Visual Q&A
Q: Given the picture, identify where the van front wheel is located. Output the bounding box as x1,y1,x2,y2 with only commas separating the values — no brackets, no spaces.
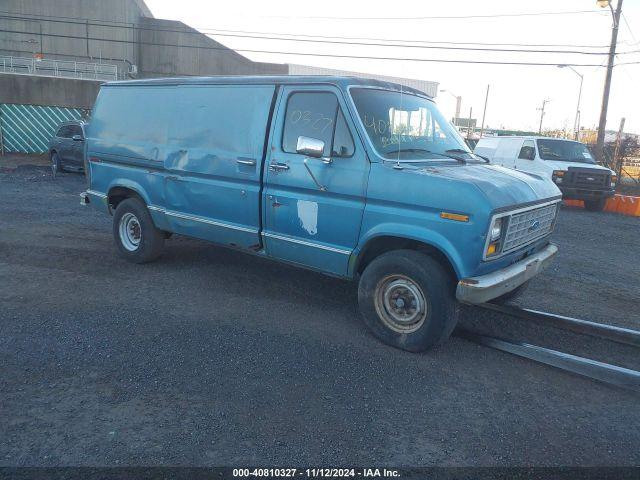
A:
358,250,459,352
113,198,164,263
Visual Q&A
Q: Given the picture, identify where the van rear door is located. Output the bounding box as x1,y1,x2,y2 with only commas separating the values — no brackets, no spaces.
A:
262,85,369,276
163,84,276,248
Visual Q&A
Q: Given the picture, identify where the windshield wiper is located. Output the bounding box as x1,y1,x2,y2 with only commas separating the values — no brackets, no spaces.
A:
385,147,466,164
445,148,489,163
444,148,471,154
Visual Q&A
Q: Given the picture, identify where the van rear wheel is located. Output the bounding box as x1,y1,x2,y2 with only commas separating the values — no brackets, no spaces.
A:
358,250,459,352
113,198,164,263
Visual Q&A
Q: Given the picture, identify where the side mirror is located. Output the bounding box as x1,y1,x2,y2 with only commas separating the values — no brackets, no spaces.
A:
296,136,325,158
72,134,84,142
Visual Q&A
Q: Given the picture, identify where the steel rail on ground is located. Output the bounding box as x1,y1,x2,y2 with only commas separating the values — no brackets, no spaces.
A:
457,304,640,392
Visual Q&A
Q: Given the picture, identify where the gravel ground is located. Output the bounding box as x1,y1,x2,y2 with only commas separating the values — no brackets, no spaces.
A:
515,204,639,330
1,163,639,467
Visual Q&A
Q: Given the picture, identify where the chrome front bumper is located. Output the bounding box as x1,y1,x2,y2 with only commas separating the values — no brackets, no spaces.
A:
456,243,558,304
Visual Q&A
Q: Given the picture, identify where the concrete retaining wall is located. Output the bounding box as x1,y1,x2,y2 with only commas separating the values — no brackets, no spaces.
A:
0,73,101,109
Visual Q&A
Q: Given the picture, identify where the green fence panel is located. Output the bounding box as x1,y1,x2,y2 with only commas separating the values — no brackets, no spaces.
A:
0,104,88,154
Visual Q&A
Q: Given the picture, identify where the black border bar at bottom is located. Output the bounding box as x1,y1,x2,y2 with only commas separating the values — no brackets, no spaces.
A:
2,468,640,480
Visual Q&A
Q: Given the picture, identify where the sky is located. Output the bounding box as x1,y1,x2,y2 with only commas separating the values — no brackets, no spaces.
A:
144,0,640,134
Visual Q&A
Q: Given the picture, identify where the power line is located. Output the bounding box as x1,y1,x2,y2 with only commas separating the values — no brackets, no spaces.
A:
3,14,637,57
194,27,613,50
4,8,602,24
621,12,639,46
218,10,608,21
0,28,611,67
167,30,617,56
0,11,616,51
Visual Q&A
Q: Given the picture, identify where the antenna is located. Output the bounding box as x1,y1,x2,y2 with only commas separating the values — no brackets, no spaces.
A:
395,83,404,170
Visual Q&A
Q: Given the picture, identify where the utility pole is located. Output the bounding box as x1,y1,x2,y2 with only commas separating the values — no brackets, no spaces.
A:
537,99,549,134
467,106,473,139
480,84,490,138
595,0,624,163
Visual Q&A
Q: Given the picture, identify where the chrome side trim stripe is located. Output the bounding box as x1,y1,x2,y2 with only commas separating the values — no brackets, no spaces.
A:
262,232,351,255
86,189,107,199
117,201,347,254
151,207,258,234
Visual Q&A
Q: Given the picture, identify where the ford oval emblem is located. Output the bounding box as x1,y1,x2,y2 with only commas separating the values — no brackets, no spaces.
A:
529,220,541,232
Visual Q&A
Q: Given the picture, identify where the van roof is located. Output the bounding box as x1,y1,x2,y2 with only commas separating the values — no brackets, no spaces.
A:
480,135,581,142
103,75,431,97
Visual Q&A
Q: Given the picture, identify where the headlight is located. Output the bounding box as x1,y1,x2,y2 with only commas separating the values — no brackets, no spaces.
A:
552,170,565,184
485,217,503,258
490,217,502,241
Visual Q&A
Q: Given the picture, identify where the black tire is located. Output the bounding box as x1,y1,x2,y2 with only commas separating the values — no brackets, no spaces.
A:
584,198,607,212
51,152,63,176
112,197,164,263
357,249,459,352
491,280,529,305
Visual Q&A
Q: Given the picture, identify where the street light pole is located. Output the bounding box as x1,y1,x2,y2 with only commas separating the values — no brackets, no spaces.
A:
557,65,583,140
595,0,624,163
439,89,462,122
575,73,583,141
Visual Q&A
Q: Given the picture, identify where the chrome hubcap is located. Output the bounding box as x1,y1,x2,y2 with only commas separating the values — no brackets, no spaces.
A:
374,274,428,333
119,213,142,251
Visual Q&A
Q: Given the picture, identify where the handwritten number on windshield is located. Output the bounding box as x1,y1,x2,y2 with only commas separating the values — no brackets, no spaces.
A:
290,110,334,133
364,115,389,135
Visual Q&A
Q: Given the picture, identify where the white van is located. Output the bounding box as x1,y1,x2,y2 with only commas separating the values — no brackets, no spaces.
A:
474,136,616,211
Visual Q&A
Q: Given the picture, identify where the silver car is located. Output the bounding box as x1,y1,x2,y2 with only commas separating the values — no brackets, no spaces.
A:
48,121,86,174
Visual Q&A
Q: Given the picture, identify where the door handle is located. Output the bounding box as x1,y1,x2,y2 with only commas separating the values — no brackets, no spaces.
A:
269,162,290,171
236,158,256,166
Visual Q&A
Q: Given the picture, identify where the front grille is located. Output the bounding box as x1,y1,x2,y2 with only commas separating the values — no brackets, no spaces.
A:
566,168,610,189
501,203,557,253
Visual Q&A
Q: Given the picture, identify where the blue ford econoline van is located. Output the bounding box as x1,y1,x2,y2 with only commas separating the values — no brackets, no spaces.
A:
81,76,561,352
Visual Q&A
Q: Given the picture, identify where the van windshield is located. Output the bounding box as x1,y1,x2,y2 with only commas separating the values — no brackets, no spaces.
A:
350,88,472,161
536,139,596,164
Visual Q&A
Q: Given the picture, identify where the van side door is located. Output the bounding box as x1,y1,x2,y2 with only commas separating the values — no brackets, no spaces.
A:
494,138,521,169
262,85,369,276
515,139,541,174
163,84,276,248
